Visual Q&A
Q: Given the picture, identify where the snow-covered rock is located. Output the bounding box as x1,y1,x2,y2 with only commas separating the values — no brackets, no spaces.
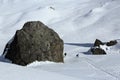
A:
90,39,118,55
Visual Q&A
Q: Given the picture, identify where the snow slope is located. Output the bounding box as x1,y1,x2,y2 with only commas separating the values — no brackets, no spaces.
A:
1,0,120,52
0,0,120,80
28,55,120,80
0,61,80,80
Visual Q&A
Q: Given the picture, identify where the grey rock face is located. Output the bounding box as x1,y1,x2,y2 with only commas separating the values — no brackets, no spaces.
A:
3,21,64,66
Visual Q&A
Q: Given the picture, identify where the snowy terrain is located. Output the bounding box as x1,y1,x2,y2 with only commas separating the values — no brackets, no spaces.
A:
0,0,120,80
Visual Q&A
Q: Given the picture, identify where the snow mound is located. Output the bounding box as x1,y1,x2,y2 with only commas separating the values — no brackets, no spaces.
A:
27,61,61,67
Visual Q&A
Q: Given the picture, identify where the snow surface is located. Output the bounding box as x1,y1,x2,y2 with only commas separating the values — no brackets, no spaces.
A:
0,61,80,80
0,0,120,80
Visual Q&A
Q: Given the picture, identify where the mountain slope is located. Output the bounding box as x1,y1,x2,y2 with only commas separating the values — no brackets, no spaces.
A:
0,0,120,80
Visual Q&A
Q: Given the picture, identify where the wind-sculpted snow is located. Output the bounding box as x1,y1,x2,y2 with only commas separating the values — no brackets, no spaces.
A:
0,0,120,51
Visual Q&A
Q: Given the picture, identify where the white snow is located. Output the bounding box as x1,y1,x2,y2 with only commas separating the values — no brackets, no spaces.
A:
0,0,120,80
0,62,80,80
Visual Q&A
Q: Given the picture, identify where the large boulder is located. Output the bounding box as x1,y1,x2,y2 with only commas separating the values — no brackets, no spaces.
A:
3,21,64,66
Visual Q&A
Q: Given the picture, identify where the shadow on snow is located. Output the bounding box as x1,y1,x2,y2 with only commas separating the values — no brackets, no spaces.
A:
0,56,11,63
65,43,93,47
65,43,93,55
